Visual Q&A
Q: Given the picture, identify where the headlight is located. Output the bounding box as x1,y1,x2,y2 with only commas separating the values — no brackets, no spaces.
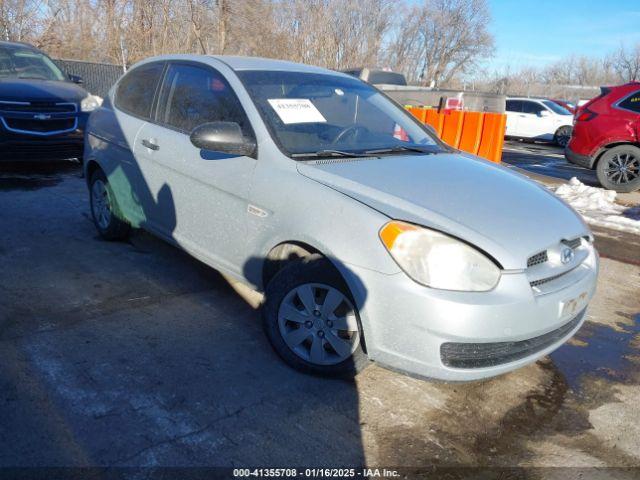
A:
81,94,102,112
379,221,501,291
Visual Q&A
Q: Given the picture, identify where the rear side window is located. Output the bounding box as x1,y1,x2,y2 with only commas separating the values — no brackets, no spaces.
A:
506,100,523,112
521,101,545,115
115,62,164,119
156,63,251,135
618,90,640,113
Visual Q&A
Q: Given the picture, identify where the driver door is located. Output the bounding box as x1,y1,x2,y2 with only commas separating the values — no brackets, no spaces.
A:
151,62,258,274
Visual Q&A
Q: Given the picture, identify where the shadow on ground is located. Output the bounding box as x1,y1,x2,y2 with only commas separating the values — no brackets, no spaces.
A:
0,158,365,468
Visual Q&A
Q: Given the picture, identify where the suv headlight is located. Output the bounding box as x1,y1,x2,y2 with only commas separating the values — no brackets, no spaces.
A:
380,221,501,291
81,94,102,112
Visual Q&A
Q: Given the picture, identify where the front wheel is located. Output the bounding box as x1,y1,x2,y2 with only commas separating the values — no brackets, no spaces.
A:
262,254,369,377
596,145,640,193
554,126,572,147
89,169,130,240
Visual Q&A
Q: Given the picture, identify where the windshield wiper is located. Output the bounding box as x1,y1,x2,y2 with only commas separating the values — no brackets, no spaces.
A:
291,149,376,159
364,145,438,155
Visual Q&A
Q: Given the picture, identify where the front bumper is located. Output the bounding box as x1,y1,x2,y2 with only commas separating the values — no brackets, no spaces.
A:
343,248,599,381
565,145,595,169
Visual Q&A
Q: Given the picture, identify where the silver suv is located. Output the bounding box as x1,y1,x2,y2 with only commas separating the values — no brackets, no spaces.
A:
84,55,599,381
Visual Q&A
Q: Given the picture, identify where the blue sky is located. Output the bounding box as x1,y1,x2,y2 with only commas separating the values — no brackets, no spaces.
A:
484,0,640,72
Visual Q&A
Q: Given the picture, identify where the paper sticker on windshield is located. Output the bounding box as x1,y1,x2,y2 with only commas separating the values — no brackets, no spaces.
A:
268,99,326,124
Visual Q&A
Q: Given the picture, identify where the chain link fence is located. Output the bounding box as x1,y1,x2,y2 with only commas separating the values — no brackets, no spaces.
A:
54,59,125,98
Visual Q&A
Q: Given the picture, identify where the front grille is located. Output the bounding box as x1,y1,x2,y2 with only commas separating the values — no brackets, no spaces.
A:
526,238,582,270
440,310,585,369
531,272,565,288
4,118,76,133
0,101,76,113
527,251,548,268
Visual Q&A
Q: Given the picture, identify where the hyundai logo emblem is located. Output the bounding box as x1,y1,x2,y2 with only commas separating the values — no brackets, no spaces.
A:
33,113,51,120
561,247,574,264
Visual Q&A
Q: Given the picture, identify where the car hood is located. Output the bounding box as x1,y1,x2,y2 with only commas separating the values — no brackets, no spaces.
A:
297,153,589,270
0,78,88,103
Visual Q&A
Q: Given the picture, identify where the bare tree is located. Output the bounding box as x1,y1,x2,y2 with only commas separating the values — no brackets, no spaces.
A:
610,43,640,82
385,0,494,87
0,0,46,42
3,0,492,86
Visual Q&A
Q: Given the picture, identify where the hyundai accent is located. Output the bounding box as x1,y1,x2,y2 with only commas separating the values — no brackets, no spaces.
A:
84,55,599,380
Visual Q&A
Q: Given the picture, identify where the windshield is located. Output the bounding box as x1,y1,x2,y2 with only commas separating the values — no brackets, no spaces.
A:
542,100,571,115
237,70,442,157
0,46,66,81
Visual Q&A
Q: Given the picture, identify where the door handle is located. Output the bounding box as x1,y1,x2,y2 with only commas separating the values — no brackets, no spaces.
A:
141,139,159,151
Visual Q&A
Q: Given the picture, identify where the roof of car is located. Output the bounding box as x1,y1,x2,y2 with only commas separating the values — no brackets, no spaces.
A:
214,55,335,73
135,54,349,77
0,40,36,50
506,97,547,102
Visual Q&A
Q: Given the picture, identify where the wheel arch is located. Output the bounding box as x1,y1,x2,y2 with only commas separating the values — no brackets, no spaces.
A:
84,158,102,187
260,240,366,309
262,241,322,290
555,124,573,134
593,141,640,168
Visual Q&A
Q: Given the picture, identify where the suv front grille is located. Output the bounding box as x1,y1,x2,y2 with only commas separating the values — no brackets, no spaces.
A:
0,101,78,136
0,101,76,113
3,118,76,133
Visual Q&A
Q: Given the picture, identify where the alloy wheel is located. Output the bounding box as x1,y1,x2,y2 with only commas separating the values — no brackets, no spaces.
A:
604,152,639,185
555,126,572,147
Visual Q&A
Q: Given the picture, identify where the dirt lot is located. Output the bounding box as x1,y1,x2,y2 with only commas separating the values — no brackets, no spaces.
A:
1,160,639,477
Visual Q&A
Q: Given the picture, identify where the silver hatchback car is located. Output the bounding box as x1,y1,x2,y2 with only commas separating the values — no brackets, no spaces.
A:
84,55,599,381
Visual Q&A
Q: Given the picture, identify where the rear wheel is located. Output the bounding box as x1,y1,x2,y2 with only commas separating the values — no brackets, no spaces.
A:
262,254,369,377
596,145,640,193
554,126,572,147
89,169,130,240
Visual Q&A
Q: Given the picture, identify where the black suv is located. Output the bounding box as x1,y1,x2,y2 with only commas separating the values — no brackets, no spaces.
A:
0,41,99,161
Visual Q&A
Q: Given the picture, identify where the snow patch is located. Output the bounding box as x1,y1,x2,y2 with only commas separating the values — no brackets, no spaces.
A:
551,177,640,235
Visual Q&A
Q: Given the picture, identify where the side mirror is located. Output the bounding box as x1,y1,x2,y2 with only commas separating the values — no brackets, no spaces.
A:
190,122,256,157
538,110,550,117
68,74,83,85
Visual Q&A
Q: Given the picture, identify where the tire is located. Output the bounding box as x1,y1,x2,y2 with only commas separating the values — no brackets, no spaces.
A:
554,126,572,147
596,145,640,193
89,169,130,240
262,254,369,377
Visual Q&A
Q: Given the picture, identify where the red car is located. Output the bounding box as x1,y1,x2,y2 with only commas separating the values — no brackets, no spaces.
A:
566,82,640,192
551,99,576,114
